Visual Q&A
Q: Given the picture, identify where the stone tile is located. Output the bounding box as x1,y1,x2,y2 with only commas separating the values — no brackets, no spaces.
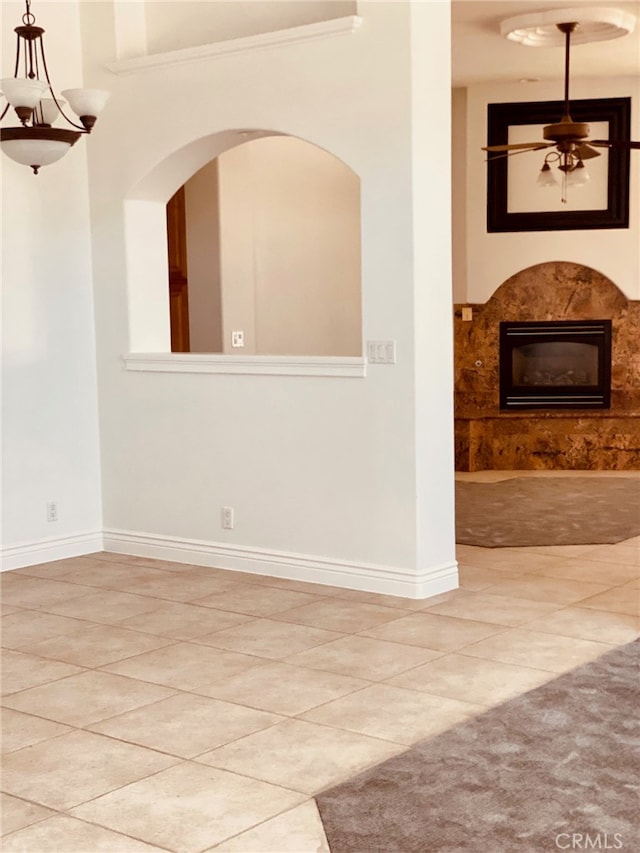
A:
456,565,523,591
1,708,72,754
481,575,610,605
192,584,325,617
332,588,435,610
40,589,164,624
89,693,283,758
1,649,82,696
193,618,343,659
524,606,640,645
584,543,640,567
0,793,56,836
1,816,167,851
423,590,562,626
198,718,403,795
454,549,562,573
301,683,481,745
3,670,177,726
115,569,243,602
103,642,263,690
578,586,640,616
0,610,96,650
532,558,640,586
273,598,406,633
50,562,175,589
387,652,554,706
0,577,94,609
246,575,347,596
71,762,306,852
15,624,174,668
1,729,176,810
195,661,368,716
360,612,506,651
285,635,444,681
1,605,22,616
118,601,253,640
210,800,330,852
462,628,614,673
12,555,112,579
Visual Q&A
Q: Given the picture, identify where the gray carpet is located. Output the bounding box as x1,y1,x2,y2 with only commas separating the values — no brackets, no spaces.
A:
455,476,640,547
315,639,640,853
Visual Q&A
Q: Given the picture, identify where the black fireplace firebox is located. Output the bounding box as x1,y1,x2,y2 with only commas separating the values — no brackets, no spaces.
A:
499,320,612,410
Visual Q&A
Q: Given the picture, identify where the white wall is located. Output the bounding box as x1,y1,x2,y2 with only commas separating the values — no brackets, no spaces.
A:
458,76,640,303
217,136,361,356
1,1,103,569
78,0,456,596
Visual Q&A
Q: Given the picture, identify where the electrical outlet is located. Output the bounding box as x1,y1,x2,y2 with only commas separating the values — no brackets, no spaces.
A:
221,506,234,529
231,330,244,348
46,501,58,522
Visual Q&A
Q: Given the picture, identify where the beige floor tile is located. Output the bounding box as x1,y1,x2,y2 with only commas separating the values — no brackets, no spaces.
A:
196,661,368,716
193,618,343,659
285,635,444,681
482,575,610,605
524,606,640,645
13,555,116,579
332,588,435,611
578,586,640,616
273,598,406,633
115,569,244,602
0,793,56,836
1,708,72,753
1,649,82,696
501,544,602,558
456,565,523,591
360,611,506,651
103,641,264,690
15,624,174,668
230,574,347,596
0,576,95,609
89,692,283,757
118,601,253,640
301,683,481,745
71,762,306,852
1,729,176,810
41,589,164,623
50,562,176,589
2,817,168,851
3,670,177,726
198,718,403,794
532,558,640,586
387,652,553,706
454,549,562,573
192,584,326,616
620,577,640,590
1,604,22,616
584,543,640,567
423,590,562,626
0,610,96,650
210,800,330,852
462,628,614,673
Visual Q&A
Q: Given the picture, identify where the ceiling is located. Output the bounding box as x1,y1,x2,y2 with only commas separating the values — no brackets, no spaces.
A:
452,0,640,86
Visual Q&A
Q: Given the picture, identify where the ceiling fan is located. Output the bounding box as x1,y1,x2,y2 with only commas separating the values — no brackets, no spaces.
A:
482,21,640,167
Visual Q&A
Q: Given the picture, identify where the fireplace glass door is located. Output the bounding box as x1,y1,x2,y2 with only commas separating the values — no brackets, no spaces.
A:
500,320,611,410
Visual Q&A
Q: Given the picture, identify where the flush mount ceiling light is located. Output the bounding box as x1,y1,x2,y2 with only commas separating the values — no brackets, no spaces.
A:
0,0,109,174
483,8,639,203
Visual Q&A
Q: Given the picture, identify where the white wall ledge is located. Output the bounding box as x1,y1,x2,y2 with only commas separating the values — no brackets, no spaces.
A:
107,16,363,75
124,353,367,377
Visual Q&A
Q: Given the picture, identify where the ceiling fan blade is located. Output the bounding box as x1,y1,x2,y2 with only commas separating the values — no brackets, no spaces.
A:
589,139,640,149
576,144,601,160
482,142,551,152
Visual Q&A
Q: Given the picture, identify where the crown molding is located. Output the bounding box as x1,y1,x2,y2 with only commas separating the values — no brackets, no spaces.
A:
107,15,363,76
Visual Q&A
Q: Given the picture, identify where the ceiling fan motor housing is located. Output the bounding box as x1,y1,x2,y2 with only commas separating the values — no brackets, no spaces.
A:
543,120,590,142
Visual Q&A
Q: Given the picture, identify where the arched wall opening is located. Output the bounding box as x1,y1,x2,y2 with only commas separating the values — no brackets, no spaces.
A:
124,129,362,357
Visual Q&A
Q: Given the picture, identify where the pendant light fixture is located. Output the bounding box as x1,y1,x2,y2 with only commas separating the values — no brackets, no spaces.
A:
0,0,109,174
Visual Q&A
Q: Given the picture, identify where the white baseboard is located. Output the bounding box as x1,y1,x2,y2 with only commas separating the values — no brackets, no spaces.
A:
103,528,458,600
1,530,104,572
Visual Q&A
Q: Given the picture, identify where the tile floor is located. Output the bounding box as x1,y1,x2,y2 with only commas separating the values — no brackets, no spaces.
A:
1,472,639,852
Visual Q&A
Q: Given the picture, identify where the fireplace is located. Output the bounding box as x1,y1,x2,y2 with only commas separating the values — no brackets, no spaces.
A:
499,320,612,410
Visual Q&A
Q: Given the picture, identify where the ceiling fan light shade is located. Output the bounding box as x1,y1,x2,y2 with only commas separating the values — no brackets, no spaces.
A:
566,161,590,186
537,163,558,187
61,88,110,120
0,77,49,109
501,7,636,47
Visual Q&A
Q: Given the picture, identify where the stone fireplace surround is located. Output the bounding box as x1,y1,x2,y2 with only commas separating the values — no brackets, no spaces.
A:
454,261,640,470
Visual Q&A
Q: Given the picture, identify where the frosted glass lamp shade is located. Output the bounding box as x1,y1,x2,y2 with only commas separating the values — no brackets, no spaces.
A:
537,163,558,187
61,88,110,118
0,77,48,109
0,127,81,173
38,98,66,126
566,162,590,187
